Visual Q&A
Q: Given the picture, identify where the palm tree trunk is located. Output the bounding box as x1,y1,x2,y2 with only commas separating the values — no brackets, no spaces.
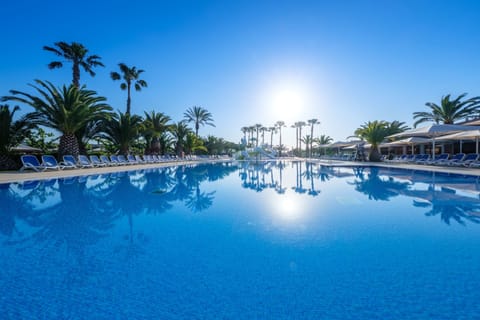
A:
299,127,302,157
59,133,80,158
279,128,282,157
126,83,131,115
72,62,80,88
310,125,314,157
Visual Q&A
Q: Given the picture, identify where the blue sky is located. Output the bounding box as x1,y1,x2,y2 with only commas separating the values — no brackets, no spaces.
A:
2,0,480,147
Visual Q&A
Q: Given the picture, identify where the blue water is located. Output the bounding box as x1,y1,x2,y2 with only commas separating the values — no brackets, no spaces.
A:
1,161,480,319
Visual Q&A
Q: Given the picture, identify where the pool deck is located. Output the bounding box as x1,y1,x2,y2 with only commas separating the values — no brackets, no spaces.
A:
2,158,480,184
0,159,229,184
313,159,480,174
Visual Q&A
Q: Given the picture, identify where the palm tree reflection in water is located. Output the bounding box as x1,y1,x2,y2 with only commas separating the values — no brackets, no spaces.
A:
238,162,480,226
0,162,238,260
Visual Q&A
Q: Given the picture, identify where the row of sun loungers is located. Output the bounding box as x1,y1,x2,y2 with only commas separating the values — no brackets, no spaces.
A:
387,153,480,167
19,154,182,172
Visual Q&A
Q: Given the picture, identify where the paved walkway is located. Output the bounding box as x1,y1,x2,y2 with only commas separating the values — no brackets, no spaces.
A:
313,159,480,176
2,158,480,184
0,159,223,184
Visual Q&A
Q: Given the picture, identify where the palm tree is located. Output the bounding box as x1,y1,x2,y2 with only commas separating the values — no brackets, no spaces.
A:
254,124,262,147
158,131,174,155
183,106,215,137
354,120,389,162
75,119,106,155
260,126,267,146
0,105,36,169
291,123,299,152
275,121,285,157
314,134,333,156
184,132,208,155
248,125,256,147
296,121,307,156
302,135,313,158
3,80,111,157
385,120,410,138
316,134,333,145
43,41,104,87
171,121,192,157
413,93,480,127
268,126,276,148
307,119,319,157
110,63,147,115
99,111,143,155
241,127,248,147
142,110,172,154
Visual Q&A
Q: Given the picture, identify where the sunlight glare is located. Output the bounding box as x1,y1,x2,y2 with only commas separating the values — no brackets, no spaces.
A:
261,78,313,122
273,195,304,221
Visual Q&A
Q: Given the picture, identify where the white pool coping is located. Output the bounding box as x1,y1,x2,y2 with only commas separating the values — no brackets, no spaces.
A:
2,158,480,184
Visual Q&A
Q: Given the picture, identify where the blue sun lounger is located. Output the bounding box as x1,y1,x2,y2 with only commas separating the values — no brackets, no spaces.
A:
42,155,76,170
20,155,47,172
77,155,95,168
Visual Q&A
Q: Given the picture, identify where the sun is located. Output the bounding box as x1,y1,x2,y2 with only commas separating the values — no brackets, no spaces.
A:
264,81,311,121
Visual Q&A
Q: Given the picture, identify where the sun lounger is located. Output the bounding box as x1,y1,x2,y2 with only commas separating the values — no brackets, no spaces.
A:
142,155,152,163
415,154,430,164
117,155,130,165
134,155,146,164
425,153,449,165
42,155,76,170
77,155,95,168
20,155,47,172
444,153,466,166
468,160,480,168
110,155,123,165
63,155,79,168
452,153,479,167
89,155,107,167
99,155,114,166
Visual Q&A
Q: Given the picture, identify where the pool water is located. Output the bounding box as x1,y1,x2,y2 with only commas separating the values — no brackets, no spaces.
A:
1,161,480,319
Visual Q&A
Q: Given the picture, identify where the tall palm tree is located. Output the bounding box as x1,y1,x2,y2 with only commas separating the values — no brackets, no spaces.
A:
142,110,172,154
0,105,36,169
43,41,104,87
275,121,285,157
110,63,147,115
260,126,267,146
3,80,111,157
99,111,143,155
292,123,299,152
241,127,248,146
254,123,262,147
307,119,319,157
248,125,255,147
268,126,277,148
413,93,480,127
297,121,307,156
354,120,389,162
183,106,215,137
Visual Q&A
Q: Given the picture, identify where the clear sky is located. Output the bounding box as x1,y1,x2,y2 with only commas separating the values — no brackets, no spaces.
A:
2,0,480,147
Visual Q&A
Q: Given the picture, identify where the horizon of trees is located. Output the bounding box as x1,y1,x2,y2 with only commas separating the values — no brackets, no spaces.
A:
0,41,239,169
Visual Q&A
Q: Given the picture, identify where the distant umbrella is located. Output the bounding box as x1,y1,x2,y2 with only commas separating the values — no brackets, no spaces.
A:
11,144,42,153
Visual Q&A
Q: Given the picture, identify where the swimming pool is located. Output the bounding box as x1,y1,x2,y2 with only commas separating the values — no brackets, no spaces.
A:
1,161,480,319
